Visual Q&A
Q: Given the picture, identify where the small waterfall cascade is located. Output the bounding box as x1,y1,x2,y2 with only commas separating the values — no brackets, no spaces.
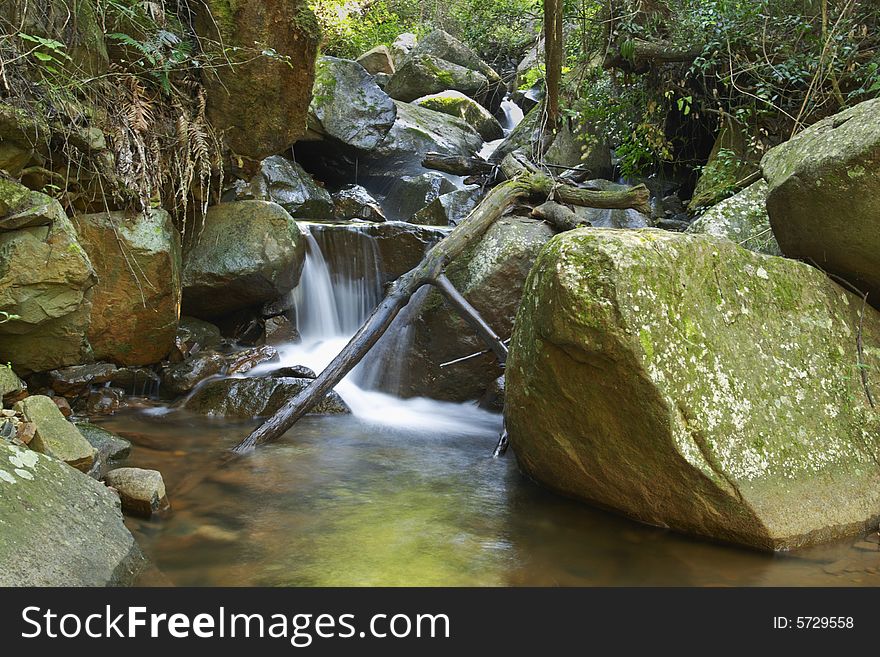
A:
478,97,525,160
252,223,499,434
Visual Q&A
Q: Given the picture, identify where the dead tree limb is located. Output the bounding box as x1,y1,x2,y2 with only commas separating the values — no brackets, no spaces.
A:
232,155,652,453
531,201,590,232
421,152,496,176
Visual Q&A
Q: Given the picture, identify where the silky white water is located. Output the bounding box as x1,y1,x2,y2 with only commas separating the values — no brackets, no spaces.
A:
478,98,525,160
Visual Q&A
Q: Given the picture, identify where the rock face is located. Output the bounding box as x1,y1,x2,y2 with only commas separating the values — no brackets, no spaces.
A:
762,98,880,306
0,442,145,586
231,156,334,219
356,45,396,75
104,467,169,518
412,91,503,141
687,181,780,255
383,172,457,221
14,396,96,472
182,201,306,318
0,186,96,374
507,228,880,551
397,216,554,401
194,0,320,159
73,209,181,365
182,376,348,417
310,56,397,151
385,54,489,103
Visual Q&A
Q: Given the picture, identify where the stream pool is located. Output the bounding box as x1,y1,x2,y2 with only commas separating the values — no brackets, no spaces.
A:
102,406,880,587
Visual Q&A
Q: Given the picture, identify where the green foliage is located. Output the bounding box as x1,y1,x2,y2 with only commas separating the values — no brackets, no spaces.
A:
311,0,423,59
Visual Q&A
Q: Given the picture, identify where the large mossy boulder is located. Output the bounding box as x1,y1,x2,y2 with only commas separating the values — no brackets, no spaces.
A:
194,0,320,159
0,442,145,586
412,91,503,141
231,155,334,219
396,215,554,401
182,376,348,417
385,54,489,103
507,228,880,551
687,180,780,255
182,201,306,318
73,209,182,365
309,56,397,151
0,183,96,374
762,98,880,307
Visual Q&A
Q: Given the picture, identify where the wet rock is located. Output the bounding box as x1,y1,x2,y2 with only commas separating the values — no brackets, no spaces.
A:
171,316,222,361
108,367,161,396
104,467,169,518
47,362,117,397
762,98,880,306
264,316,300,346
160,352,226,396
413,91,503,141
182,376,349,417
230,156,334,219
14,395,96,472
194,0,319,159
81,387,125,416
687,181,780,256
357,45,396,75
510,83,543,114
73,208,182,365
225,345,279,375
271,365,317,378
412,185,483,226
397,215,553,401
390,32,417,66
507,228,880,550
333,185,386,222
0,181,96,374
385,54,489,103
310,56,397,151
182,201,306,318
76,422,131,479
384,172,457,221
478,376,505,412
0,442,146,585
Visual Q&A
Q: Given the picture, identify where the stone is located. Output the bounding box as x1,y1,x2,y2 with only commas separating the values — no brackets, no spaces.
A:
160,352,227,396
81,387,125,416
543,120,613,180
396,215,554,401
0,365,25,405
264,315,300,346
0,186,96,374
194,0,320,159
52,397,72,418
690,117,759,212
0,442,145,585
507,228,880,551
687,181,781,256
356,45,396,75
74,208,182,366
488,103,542,163
310,56,397,151
48,362,117,397
383,172,457,222
412,186,483,226
762,98,880,306
76,422,131,479
574,207,650,229
182,376,349,417
108,367,161,396
104,467,169,518
412,91,503,141
271,365,316,378
0,105,50,176
182,201,306,318
333,185,386,222
372,100,483,163
231,156,334,219
390,32,417,66
0,178,61,231
14,395,96,471
385,54,489,103
172,316,222,361
225,345,279,374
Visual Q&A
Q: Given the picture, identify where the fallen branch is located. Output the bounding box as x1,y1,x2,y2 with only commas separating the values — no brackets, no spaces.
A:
422,152,496,176
531,201,591,232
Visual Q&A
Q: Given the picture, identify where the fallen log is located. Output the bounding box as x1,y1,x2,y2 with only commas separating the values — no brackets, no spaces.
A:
232,155,651,453
531,201,590,232
421,152,496,176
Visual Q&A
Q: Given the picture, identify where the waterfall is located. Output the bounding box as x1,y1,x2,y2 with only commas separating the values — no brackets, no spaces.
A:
478,97,525,160
251,224,498,434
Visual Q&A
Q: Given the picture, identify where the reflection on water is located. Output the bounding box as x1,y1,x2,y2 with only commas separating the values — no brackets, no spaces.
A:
101,407,880,587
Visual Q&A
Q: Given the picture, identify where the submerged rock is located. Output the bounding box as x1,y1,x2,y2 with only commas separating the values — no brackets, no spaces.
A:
73,208,182,365
310,56,397,151
182,201,306,318
231,156,334,219
14,395,96,472
104,467,169,518
182,376,348,417
762,98,880,306
356,45,396,75
0,442,145,585
507,228,880,551
412,90,503,141
687,180,780,255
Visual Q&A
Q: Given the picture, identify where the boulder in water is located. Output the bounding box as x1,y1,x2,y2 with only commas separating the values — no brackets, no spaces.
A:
104,467,169,518
160,352,227,396
385,54,489,103
356,45,396,75
14,395,96,472
182,201,306,318
48,362,117,397
230,156,334,219
171,316,222,361
412,90,503,141
182,376,349,417
507,228,880,550
762,98,880,306
73,208,182,366
76,422,131,479
687,180,780,255
310,56,397,151
333,185,386,222
0,442,145,585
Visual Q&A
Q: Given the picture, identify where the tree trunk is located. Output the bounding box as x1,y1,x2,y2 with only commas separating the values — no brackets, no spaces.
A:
544,0,564,126
232,157,652,453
